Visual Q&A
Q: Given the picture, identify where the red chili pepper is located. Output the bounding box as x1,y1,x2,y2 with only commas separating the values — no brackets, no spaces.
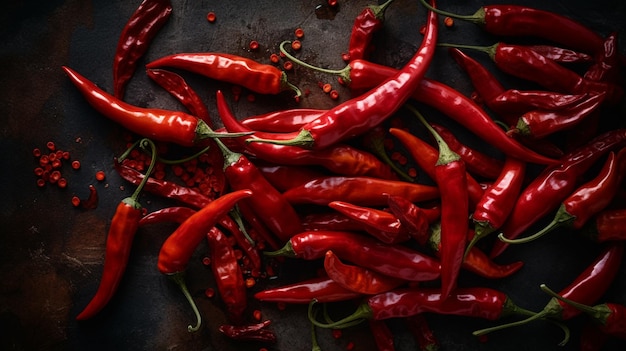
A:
526,45,594,64
76,139,158,321
347,0,394,61
62,66,227,147
157,189,252,331
581,208,626,242
308,287,535,330
254,276,361,304
146,52,301,97
265,231,441,282
113,0,172,99
206,227,247,322
255,163,327,193
218,320,277,343
467,156,526,255
368,320,396,351
138,206,197,226
216,90,399,180
247,1,438,150
328,201,410,244
217,210,263,277
235,201,282,251
324,250,405,295
281,176,439,207
146,68,212,126
430,122,503,180
79,184,99,210
418,0,606,56
500,150,626,245
300,212,365,233
584,32,622,84
361,126,417,182
240,108,325,133
405,315,440,351
492,129,626,258
513,92,606,139
580,322,611,351
386,195,437,246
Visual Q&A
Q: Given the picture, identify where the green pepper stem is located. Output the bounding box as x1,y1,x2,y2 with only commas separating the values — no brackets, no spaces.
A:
279,41,353,85
246,129,315,148
406,104,461,165
540,284,610,321
437,43,498,62
371,0,394,19
307,299,372,329
280,71,302,97
116,138,158,205
418,0,485,25
263,241,297,258
231,206,255,245
498,205,575,244
464,221,494,260
169,272,202,332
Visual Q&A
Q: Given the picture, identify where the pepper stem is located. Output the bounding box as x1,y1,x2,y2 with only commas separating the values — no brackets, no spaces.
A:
246,129,315,148
279,41,353,85
406,104,461,165
418,0,486,25
498,205,575,244
117,138,158,206
280,71,302,98
540,284,612,323
169,272,202,332
437,43,499,62
464,221,494,260
307,299,372,329
263,241,297,258
231,206,255,245
195,119,254,141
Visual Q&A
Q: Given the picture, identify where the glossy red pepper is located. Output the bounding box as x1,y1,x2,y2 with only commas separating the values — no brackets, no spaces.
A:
526,45,594,64
328,201,410,244
218,320,277,343
240,108,325,133
206,227,247,322
347,0,394,61
255,163,327,193
581,208,626,242
584,32,622,84
501,150,626,245
146,68,212,126
247,1,438,150
281,176,439,207
265,231,441,282
324,250,405,295
386,195,437,246
157,189,252,331
146,52,300,97
113,0,172,99
300,212,365,232
138,206,197,226
369,320,396,351
254,276,361,304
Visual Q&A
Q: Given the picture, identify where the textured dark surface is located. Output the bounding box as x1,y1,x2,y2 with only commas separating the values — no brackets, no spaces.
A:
1,0,625,350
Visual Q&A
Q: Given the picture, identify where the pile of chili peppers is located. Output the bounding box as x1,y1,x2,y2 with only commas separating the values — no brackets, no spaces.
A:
64,0,626,350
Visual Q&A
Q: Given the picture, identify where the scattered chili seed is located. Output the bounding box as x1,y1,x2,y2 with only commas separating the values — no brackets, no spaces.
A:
444,16,454,28
205,287,215,298
245,277,256,288
71,196,81,207
34,167,44,176
322,83,332,93
51,159,62,169
253,309,262,321
341,52,350,62
39,155,49,166
33,148,41,157
283,61,293,70
408,167,418,178
419,24,427,35
206,11,216,23
49,170,61,183
57,178,68,188
294,27,304,38
332,329,343,339
269,53,280,64
291,40,302,51
346,341,355,350
95,171,106,181
202,256,211,266
249,40,259,51
71,160,81,170
329,89,339,100
36,178,46,188
46,141,55,151
247,93,256,102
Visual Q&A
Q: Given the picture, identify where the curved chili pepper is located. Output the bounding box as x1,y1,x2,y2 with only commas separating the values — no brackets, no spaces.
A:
514,92,606,139
328,201,409,244
240,108,325,133
388,127,483,208
467,156,526,255
62,66,232,147
491,129,626,258
501,150,626,245
113,0,172,99
584,32,622,84
255,163,327,193
541,284,626,341
278,50,559,165
308,287,535,330
413,107,468,298
324,250,405,295
254,276,361,304
369,320,396,351
265,231,441,282
76,139,158,321
146,68,212,126
79,184,99,210
218,320,277,343
157,189,252,331
206,226,247,322
417,0,606,56
138,206,197,226
430,122,503,180
475,244,624,339
246,1,438,150
581,208,626,242
347,0,394,61
217,91,399,181
405,315,440,351
281,176,439,207
146,52,300,97
386,195,436,246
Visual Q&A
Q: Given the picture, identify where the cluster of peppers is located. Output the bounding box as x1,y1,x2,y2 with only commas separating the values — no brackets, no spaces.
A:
64,0,626,350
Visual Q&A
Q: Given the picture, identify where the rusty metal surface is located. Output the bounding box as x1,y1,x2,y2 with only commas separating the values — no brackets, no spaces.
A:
1,0,625,350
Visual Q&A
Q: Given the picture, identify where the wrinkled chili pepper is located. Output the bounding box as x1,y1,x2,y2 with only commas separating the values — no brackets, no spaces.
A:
216,90,399,180
265,231,441,282
581,208,626,242
206,226,247,322
281,176,439,207
417,0,607,56
386,195,437,246
157,189,253,332
369,319,396,351
492,129,626,258
254,276,361,304
323,250,405,295
475,244,624,341
218,320,277,343
146,52,301,97
79,184,99,210
526,44,594,64
308,287,535,330
405,315,440,351
76,139,158,321
541,284,626,341
255,163,327,193
584,32,622,84
328,201,410,244
113,0,172,99
300,212,365,232
62,66,243,147
501,150,626,245
246,1,438,150
146,68,212,126
413,107,468,298
347,0,394,61
139,206,197,226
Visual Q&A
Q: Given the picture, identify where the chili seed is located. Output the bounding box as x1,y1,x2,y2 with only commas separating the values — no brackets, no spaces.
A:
57,178,68,188
291,40,302,51
33,148,41,157
71,196,81,207
327,0,338,6
269,53,280,64
419,24,427,35
346,341,355,350
71,160,81,170
51,159,62,169
205,288,215,298
34,167,44,176
277,302,287,311
36,178,46,188
283,61,293,71
46,141,55,151
39,155,49,166
49,170,61,183
62,151,70,160
329,90,339,100
294,27,304,38
247,93,256,102
249,40,259,51
206,11,216,23
245,277,256,288
444,16,454,27
95,171,106,181
322,83,332,93
408,167,418,178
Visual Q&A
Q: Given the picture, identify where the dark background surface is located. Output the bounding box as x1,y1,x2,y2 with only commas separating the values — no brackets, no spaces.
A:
1,0,626,350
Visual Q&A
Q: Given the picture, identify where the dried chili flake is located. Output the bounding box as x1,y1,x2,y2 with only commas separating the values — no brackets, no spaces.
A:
341,52,350,62
444,16,454,28
322,83,332,93
71,196,81,207
46,141,56,151
33,148,41,157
